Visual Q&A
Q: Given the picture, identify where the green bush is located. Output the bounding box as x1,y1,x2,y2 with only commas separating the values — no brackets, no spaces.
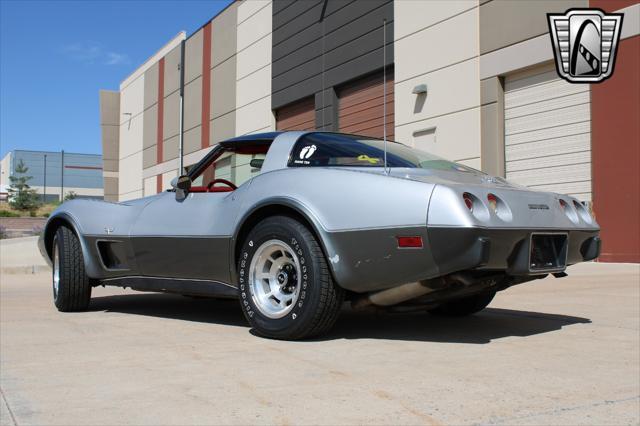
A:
0,210,20,217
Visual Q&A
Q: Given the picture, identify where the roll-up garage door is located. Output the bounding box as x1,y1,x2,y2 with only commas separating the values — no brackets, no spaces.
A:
275,97,316,131
338,69,394,140
505,64,591,201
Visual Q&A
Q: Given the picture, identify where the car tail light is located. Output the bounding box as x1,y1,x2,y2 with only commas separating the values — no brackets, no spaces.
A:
487,193,498,212
573,200,593,223
397,236,423,248
558,198,579,224
559,199,568,210
463,193,474,211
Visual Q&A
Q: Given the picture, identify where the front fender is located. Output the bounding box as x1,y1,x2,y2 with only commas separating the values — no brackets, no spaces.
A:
40,210,104,278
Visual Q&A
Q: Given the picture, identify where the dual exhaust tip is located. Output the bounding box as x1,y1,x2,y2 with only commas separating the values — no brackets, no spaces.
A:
351,273,474,310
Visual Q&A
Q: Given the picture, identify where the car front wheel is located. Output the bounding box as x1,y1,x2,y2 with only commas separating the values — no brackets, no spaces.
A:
52,226,92,312
238,215,344,340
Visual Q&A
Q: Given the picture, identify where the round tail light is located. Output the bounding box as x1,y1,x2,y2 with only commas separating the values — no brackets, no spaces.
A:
558,198,579,224
487,193,498,212
573,200,593,223
463,193,474,211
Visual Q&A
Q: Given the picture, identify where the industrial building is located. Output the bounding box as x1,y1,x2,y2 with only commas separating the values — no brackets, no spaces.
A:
0,150,103,202
100,0,639,262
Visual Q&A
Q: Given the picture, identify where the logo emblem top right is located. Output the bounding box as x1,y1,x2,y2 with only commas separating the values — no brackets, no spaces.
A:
548,9,623,83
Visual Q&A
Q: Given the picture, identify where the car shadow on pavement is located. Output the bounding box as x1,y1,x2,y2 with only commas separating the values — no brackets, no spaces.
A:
88,293,590,344
320,308,591,344
89,293,248,327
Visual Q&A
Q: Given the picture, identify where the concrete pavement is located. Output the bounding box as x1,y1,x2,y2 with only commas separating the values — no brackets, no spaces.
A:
1,263,639,425
0,237,49,275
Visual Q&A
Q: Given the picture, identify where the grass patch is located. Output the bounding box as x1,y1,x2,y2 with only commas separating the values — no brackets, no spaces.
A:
0,202,59,218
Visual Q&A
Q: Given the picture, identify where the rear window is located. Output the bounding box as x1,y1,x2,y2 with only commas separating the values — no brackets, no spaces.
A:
288,133,475,172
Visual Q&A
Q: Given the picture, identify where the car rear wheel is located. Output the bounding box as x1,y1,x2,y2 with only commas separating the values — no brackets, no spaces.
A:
428,290,496,317
238,215,344,340
52,226,92,312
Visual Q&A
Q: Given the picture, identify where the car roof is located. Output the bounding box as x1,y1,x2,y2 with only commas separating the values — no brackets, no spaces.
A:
223,132,284,143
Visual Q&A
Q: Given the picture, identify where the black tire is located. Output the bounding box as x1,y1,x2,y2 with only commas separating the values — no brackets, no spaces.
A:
428,290,496,317
52,226,92,312
238,215,344,340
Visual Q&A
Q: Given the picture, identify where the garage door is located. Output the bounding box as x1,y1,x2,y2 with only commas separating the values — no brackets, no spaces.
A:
338,69,394,140
505,64,591,201
275,97,315,131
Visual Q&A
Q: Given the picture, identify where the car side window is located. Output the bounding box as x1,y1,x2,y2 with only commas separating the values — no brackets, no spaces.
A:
191,151,266,189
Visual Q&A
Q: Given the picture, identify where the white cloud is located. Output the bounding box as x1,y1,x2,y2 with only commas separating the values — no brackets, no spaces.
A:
105,52,129,66
61,42,129,66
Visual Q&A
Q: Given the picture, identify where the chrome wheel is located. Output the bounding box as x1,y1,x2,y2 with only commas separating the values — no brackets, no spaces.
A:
52,241,60,300
248,239,301,319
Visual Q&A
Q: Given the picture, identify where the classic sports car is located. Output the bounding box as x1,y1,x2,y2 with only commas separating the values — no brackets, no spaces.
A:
39,131,600,340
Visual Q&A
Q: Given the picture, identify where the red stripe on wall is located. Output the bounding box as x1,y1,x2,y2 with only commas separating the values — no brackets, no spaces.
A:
591,36,640,263
201,22,212,149
157,57,165,164
64,165,102,170
156,174,162,194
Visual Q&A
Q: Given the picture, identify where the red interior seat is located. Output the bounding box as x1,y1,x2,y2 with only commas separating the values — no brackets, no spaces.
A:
208,186,234,193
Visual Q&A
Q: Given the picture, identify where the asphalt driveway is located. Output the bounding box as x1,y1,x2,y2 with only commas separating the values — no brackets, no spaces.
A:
1,263,638,425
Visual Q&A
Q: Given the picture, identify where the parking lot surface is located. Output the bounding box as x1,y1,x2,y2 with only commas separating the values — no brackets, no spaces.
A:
1,263,639,425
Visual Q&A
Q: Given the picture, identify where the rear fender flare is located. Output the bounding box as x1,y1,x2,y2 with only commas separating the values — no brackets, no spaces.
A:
229,197,340,285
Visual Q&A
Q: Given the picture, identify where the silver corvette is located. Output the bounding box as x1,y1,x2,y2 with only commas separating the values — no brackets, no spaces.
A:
39,131,600,340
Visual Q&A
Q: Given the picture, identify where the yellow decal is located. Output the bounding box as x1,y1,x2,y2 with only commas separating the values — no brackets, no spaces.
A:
357,155,381,164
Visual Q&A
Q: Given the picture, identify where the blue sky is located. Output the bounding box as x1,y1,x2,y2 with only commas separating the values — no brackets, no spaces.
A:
0,0,232,158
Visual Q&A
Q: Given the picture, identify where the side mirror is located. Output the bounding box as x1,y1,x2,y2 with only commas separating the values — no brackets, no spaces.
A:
174,175,192,191
172,175,191,200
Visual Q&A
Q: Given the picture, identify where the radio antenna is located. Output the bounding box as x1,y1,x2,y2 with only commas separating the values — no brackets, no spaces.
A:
382,18,388,175
320,0,328,129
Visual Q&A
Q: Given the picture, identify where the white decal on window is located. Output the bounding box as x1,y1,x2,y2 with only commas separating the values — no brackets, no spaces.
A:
299,144,317,159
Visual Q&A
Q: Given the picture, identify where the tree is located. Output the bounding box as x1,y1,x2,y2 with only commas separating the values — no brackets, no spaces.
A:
8,159,40,211
64,191,77,201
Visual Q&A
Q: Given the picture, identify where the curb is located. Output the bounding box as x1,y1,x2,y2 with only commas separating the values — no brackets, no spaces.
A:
1,265,51,275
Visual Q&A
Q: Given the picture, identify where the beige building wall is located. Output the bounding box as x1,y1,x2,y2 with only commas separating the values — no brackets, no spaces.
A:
394,0,590,176
394,1,481,169
105,0,637,203
105,2,279,202
0,153,11,188
99,90,120,201
477,0,588,177
118,32,185,201
141,2,242,192
235,0,274,136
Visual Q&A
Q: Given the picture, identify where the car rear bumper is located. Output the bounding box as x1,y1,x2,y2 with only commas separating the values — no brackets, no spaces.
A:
427,227,600,276
325,225,600,293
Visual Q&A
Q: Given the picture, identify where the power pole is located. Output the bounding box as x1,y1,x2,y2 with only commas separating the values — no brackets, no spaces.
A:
43,154,47,203
60,150,64,202
178,39,185,174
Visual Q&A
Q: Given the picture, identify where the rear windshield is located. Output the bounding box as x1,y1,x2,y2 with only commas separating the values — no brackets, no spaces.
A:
288,133,476,172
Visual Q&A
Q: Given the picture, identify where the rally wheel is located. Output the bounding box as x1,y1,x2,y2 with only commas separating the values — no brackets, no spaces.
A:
238,216,344,340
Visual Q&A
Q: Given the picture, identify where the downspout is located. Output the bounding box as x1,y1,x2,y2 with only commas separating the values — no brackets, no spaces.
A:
178,40,186,174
